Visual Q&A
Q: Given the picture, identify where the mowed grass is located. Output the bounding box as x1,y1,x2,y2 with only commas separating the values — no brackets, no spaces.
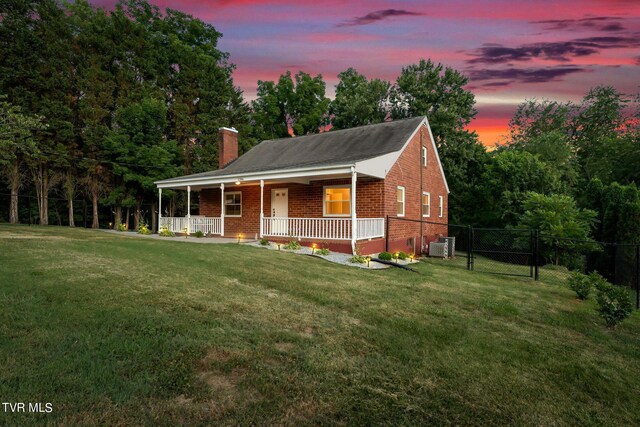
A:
1,225,640,426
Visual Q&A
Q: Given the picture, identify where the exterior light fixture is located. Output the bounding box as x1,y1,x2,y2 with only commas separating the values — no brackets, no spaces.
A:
394,252,399,262
235,180,240,185
366,256,371,268
238,233,244,243
311,243,317,255
409,254,415,262
277,243,281,251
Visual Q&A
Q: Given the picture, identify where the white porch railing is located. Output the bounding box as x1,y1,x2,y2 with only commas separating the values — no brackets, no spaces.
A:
262,217,384,241
159,216,222,235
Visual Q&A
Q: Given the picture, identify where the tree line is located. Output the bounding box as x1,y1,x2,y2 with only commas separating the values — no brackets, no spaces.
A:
1,0,639,249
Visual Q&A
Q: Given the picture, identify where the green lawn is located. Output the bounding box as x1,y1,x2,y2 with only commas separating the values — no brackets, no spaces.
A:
1,224,640,426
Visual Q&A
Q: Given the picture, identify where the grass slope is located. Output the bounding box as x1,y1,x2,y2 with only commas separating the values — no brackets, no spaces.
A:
1,224,639,426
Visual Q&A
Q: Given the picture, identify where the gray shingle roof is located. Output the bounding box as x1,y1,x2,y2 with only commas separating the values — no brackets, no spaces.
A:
160,116,425,182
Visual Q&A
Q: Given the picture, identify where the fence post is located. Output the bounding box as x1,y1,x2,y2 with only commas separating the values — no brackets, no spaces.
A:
534,229,539,281
467,225,472,270
83,200,87,228
469,227,474,271
385,215,389,252
636,244,639,309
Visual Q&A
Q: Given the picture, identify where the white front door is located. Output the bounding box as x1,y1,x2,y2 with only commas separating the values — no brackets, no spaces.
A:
271,188,288,235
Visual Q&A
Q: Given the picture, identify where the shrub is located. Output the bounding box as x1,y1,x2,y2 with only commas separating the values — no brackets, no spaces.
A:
398,251,408,260
595,282,633,328
349,255,367,264
587,271,610,292
159,226,175,237
193,230,205,238
316,248,330,256
567,272,592,300
378,252,392,261
260,238,269,246
138,223,152,235
284,239,301,250
117,223,128,232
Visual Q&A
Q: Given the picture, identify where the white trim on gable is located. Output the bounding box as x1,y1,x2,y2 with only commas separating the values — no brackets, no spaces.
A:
354,117,449,193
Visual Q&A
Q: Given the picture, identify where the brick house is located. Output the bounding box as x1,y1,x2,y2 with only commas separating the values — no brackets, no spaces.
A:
155,116,449,255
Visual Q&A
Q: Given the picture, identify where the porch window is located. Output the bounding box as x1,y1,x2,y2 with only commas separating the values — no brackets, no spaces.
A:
324,186,351,216
422,192,430,217
397,186,405,217
224,191,242,217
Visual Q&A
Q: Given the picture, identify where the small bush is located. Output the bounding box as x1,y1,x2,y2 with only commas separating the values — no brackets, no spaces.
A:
316,248,330,256
260,238,269,246
159,226,175,237
117,223,128,232
284,239,301,250
349,255,367,264
193,230,204,238
378,252,392,261
595,282,633,328
567,272,592,300
397,251,408,260
587,271,610,292
138,223,152,235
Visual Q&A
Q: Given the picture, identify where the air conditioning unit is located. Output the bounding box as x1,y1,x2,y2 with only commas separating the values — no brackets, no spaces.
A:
429,241,448,258
438,237,456,257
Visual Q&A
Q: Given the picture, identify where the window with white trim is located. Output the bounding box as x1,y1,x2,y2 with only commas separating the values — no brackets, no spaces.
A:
439,195,444,218
397,186,405,217
224,192,242,217
422,192,431,217
323,186,351,216
422,146,428,167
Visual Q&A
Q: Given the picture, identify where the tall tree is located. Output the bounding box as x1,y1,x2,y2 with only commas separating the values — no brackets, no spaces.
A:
0,97,44,223
252,70,330,140
330,68,391,130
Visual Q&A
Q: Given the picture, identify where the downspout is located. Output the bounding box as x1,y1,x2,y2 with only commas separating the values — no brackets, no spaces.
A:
419,127,424,255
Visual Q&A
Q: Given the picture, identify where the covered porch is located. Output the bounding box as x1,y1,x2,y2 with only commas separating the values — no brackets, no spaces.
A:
156,164,386,252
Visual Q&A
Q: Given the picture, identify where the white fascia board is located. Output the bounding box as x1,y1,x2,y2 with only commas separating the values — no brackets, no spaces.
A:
156,164,353,189
355,151,400,179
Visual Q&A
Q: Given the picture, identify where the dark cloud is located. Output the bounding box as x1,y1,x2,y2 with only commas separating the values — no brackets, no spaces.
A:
533,16,626,32
337,9,423,27
467,37,640,64
468,66,587,85
636,56,640,65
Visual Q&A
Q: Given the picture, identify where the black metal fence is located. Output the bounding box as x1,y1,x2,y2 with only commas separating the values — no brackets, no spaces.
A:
389,217,640,309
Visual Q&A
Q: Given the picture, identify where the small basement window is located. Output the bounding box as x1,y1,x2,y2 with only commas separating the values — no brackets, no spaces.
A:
397,186,405,217
224,192,242,217
324,186,351,216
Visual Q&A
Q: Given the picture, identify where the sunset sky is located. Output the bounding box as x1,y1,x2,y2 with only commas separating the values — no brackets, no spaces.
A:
91,0,640,146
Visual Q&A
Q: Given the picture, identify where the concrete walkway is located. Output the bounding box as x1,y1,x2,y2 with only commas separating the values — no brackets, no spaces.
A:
100,229,255,244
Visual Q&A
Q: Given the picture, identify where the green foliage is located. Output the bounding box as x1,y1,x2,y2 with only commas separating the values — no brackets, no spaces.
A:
567,272,592,300
316,248,330,256
397,251,408,260
252,70,330,139
330,68,390,129
517,192,598,265
193,230,205,238
283,239,302,250
349,255,367,264
138,223,152,235
595,281,633,328
117,223,128,232
378,252,392,261
158,226,175,237
259,238,269,246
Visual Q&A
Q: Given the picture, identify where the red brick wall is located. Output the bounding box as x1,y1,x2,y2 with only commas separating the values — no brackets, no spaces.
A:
383,123,449,254
218,128,238,169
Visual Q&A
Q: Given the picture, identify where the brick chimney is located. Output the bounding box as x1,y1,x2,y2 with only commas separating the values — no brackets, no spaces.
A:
218,127,238,169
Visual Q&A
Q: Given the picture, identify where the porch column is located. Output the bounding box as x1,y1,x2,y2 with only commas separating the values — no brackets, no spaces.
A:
220,183,225,236
351,167,357,254
158,188,162,233
187,185,191,235
259,179,264,238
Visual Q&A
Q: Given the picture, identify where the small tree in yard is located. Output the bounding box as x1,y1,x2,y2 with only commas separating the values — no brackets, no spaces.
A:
595,281,633,328
517,192,598,265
